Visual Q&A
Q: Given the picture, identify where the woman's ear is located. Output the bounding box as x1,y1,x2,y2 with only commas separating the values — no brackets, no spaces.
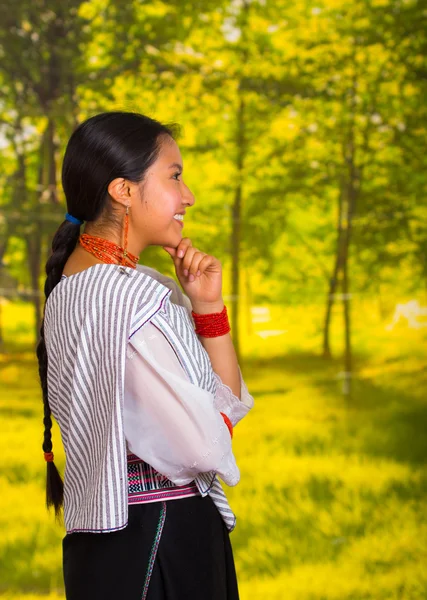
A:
107,178,131,205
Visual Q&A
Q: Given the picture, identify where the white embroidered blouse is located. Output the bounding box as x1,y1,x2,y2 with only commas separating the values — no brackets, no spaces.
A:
46,263,254,534
123,265,254,488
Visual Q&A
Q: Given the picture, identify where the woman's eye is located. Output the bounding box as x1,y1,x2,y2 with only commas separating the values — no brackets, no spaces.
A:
173,172,182,181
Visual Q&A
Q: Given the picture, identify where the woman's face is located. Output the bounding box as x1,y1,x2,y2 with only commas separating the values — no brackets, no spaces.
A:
128,136,195,254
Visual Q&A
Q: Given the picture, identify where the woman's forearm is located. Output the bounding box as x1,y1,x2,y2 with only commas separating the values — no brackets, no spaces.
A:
192,298,241,399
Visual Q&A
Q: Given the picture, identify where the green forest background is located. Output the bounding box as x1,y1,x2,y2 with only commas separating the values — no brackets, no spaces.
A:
0,0,426,598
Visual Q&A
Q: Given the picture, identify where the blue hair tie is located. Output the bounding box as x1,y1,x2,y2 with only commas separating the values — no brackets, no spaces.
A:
65,212,84,225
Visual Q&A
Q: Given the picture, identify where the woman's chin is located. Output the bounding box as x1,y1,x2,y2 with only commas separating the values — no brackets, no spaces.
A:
171,226,184,243
157,231,182,249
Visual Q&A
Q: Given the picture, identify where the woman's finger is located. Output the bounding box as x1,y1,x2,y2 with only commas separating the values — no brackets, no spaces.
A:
187,252,207,279
181,247,199,274
176,238,193,260
195,254,215,276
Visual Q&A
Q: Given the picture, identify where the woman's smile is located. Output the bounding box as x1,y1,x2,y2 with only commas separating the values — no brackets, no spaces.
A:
173,214,185,228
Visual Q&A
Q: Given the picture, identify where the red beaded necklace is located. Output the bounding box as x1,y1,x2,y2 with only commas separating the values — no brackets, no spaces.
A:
78,205,139,268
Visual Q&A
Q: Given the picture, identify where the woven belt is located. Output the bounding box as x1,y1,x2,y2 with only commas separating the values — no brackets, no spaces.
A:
127,453,200,505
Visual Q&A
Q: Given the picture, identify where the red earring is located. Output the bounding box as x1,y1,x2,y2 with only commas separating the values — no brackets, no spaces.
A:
122,204,129,265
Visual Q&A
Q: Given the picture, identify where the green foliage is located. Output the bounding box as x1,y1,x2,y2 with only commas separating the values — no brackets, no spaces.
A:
0,0,426,597
1,299,426,598
0,0,426,308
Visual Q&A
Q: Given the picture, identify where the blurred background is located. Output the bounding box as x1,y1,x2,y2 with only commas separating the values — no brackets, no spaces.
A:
0,0,426,598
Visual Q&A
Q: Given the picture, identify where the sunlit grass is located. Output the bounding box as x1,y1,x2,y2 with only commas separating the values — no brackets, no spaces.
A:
1,297,426,598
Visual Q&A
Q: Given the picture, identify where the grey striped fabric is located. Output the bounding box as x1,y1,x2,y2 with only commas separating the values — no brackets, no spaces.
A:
44,263,236,533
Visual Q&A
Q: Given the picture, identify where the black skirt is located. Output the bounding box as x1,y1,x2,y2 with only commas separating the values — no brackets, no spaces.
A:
62,494,240,600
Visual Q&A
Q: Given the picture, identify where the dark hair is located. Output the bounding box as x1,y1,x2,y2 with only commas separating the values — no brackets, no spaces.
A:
35,111,178,517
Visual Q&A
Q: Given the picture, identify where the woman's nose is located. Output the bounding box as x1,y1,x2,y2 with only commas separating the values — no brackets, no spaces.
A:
183,185,195,207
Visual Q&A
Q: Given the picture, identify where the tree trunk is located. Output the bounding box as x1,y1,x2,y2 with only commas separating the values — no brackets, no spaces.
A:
230,181,242,361
229,0,250,364
41,116,59,205
0,236,9,350
322,178,345,358
26,232,42,345
244,267,253,337
341,235,352,396
340,74,358,396
230,94,246,363
32,117,58,344
322,251,340,359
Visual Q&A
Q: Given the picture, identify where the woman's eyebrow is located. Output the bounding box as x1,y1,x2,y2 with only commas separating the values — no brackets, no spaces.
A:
168,162,183,170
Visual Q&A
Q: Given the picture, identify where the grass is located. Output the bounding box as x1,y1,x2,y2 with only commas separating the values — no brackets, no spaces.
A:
1,297,426,598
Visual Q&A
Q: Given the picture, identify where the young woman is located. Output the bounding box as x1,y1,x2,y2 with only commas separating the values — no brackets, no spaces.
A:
36,111,254,600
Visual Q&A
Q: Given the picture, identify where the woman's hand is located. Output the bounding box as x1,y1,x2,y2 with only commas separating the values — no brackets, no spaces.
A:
163,238,223,308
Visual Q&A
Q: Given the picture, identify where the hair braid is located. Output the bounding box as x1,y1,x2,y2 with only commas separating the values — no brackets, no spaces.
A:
36,219,82,517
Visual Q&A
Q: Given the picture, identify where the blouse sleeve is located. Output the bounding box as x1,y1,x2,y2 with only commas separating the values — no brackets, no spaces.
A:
178,287,255,427
212,368,254,427
123,322,240,488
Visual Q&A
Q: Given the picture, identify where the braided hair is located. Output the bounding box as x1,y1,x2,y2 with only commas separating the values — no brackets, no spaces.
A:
35,111,178,516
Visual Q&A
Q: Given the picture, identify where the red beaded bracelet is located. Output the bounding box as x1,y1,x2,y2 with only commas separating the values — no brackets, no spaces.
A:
220,412,233,439
191,305,231,338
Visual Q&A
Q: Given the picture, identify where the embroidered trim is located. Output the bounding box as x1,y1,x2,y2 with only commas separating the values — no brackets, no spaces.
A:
212,371,237,404
141,501,167,600
212,368,254,426
129,486,199,504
